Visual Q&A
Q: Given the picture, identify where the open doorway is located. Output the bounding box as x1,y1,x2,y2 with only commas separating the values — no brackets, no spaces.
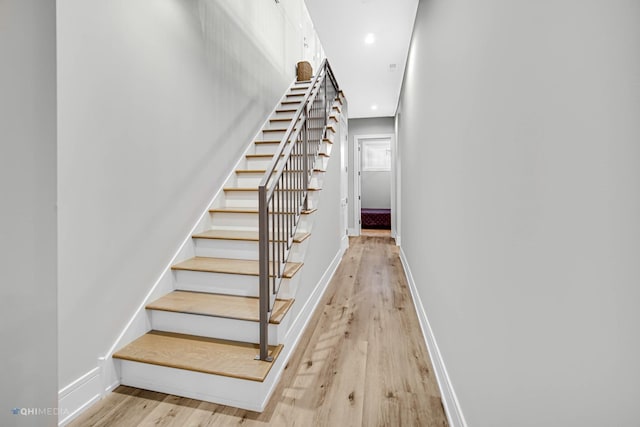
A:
353,134,395,237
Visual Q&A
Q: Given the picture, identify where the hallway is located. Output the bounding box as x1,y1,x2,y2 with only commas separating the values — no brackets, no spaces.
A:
71,236,448,426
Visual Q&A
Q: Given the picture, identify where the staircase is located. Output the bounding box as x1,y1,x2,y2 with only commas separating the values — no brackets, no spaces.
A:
112,62,344,412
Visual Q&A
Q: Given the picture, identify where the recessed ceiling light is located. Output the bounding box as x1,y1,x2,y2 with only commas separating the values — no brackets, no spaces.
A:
364,33,375,44
371,104,378,110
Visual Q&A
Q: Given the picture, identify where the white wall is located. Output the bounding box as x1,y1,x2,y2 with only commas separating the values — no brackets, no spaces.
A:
347,117,394,228
398,1,640,426
58,0,323,391
0,1,58,425
361,172,391,209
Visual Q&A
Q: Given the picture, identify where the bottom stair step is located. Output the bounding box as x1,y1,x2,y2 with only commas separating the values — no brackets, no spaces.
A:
113,331,282,382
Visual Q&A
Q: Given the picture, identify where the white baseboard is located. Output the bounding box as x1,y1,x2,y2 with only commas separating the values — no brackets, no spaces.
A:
399,247,468,427
58,368,102,426
341,234,349,251
347,227,359,236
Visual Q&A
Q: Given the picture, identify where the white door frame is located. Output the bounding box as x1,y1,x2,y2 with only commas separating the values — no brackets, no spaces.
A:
339,114,349,250
352,133,396,236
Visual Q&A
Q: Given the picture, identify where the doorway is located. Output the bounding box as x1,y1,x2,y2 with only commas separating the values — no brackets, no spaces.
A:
353,134,395,237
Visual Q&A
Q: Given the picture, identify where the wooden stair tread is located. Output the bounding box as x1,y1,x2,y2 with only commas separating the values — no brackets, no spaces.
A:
209,207,261,214
224,187,321,192
113,331,282,382
246,152,329,158
254,140,285,144
263,128,297,133
209,207,317,214
192,229,310,243
235,169,324,174
147,291,294,324
172,256,303,278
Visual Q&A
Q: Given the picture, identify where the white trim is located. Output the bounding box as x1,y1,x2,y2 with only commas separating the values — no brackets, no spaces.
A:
352,133,395,235
392,112,401,241
399,247,468,427
340,234,349,252
58,368,102,426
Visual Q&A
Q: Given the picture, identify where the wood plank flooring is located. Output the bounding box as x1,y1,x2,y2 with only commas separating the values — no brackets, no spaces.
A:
71,236,448,427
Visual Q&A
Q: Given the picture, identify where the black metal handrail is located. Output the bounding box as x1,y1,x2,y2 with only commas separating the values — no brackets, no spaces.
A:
257,59,339,360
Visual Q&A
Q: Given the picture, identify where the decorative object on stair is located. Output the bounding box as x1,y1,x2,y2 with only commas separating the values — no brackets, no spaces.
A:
111,59,344,412
297,60,312,81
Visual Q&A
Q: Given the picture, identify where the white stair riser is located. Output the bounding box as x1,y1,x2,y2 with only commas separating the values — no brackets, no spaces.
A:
117,360,274,412
174,270,260,296
209,212,314,232
315,156,329,170
244,157,279,169
244,158,271,169
260,131,287,142
235,172,325,188
193,237,307,262
265,119,300,130
273,111,296,119
173,270,297,297
209,212,261,228
245,156,326,170
280,100,302,108
223,191,320,209
253,143,282,155
253,141,332,156
309,174,324,189
285,94,305,100
148,310,286,346
193,238,258,260
223,191,260,208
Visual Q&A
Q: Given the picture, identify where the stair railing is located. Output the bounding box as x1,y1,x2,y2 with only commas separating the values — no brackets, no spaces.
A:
257,59,339,361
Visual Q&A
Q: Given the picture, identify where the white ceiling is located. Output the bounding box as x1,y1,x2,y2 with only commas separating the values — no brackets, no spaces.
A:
305,0,419,119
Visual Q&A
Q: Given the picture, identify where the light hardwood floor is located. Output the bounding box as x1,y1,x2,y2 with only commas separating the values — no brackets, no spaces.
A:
70,236,448,427
360,228,392,237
